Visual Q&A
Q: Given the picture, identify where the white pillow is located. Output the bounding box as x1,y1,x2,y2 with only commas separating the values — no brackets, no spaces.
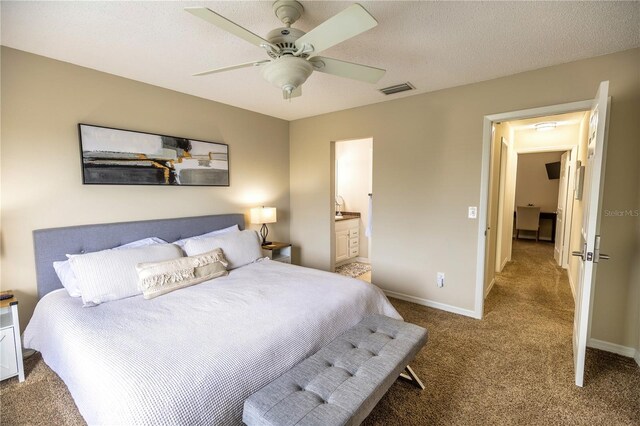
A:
172,224,240,248
69,244,183,307
54,237,167,297
184,230,262,270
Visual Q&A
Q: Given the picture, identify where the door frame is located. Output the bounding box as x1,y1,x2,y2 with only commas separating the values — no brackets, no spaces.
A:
474,99,593,318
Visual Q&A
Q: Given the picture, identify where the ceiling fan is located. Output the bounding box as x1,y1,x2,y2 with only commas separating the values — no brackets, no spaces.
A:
185,1,385,99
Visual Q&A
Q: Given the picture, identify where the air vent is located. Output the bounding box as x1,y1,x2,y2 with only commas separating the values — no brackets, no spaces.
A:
379,82,415,95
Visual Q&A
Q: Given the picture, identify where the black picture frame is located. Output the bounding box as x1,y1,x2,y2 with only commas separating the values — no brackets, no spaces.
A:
78,123,229,186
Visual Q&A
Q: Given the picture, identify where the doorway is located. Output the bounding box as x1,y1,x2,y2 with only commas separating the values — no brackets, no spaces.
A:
484,111,586,299
332,138,373,281
476,81,612,387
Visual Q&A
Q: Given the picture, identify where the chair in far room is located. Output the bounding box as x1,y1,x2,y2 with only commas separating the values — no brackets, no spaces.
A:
516,206,541,241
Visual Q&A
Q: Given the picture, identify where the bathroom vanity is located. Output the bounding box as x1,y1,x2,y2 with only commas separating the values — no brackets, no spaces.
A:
335,216,360,263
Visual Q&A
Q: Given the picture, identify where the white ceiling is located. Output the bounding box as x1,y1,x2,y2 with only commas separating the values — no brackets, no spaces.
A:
2,1,639,121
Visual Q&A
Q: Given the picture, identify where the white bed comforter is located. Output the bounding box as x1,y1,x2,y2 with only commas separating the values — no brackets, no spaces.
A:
24,260,400,425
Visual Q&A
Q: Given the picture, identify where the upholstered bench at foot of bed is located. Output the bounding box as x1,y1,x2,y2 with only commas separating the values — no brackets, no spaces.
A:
243,315,428,426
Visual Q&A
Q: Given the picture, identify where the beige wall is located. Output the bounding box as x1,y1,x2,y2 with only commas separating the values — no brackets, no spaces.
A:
336,138,372,260
290,48,640,349
0,47,290,329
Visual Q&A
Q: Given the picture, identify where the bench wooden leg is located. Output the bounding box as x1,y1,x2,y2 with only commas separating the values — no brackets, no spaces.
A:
399,365,425,390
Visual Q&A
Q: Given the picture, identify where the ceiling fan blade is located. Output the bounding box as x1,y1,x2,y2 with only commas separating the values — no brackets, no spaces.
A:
185,7,273,49
309,57,385,84
294,4,378,55
193,60,270,77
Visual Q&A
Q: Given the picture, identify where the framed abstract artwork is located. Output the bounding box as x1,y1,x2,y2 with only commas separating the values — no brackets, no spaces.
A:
78,124,229,186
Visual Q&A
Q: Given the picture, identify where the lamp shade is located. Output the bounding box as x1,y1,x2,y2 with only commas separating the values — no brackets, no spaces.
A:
250,207,277,224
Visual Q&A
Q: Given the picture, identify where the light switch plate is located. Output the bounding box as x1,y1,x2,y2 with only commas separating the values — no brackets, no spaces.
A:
468,206,477,219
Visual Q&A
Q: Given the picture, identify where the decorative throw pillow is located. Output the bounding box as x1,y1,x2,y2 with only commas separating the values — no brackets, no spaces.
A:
54,237,168,298
184,230,262,270
69,243,183,307
136,248,229,299
171,224,240,248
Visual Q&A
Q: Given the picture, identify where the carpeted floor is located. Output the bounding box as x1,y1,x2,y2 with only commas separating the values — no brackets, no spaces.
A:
1,241,638,425
364,241,640,425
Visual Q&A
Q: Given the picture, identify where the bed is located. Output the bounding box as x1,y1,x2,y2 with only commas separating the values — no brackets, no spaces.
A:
24,214,401,425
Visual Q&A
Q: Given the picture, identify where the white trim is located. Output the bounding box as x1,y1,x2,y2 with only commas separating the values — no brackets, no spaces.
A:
587,338,636,358
635,349,640,367
474,118,493,319
515,144,576,154
355,257,370,264
485,277,495,299
383,290,478,319
486,100,593,123
476,99,593,323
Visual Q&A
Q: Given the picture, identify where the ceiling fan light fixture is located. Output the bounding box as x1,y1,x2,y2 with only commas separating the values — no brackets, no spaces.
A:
262,56,313,99
187,2,385,99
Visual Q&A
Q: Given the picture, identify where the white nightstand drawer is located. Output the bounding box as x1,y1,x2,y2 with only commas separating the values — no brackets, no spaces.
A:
0,327,18,380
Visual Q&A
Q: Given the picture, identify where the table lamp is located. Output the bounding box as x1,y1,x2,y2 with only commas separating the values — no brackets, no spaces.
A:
250,206,277,245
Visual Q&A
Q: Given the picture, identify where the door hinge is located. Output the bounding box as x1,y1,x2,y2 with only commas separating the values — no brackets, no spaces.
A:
586,252,593,261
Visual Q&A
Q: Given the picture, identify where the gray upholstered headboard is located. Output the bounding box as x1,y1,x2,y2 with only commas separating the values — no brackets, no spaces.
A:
33,214,245,299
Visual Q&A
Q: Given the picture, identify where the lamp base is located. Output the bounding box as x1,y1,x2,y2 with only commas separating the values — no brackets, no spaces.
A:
260,223,271,246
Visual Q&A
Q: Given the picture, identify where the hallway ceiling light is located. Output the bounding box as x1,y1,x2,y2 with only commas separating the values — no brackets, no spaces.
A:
534,122,557,131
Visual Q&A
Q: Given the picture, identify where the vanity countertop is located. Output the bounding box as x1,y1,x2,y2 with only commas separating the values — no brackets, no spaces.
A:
335,212,361,222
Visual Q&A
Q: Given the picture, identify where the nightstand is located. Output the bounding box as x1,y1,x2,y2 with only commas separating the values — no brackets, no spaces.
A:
1,291,25,382
262,242,292,264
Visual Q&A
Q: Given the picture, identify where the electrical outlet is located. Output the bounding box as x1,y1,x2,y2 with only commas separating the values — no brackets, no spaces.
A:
437,272,445,288
468,206,477,219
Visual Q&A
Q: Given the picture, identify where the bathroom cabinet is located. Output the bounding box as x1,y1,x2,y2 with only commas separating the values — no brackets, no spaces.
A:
335,218,359,263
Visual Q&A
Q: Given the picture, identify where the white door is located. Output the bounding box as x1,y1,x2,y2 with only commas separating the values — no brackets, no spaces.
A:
554,151,569,265
572,81,610,387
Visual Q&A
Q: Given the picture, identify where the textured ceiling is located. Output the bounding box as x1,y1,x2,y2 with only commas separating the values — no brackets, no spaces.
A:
2,1,639,121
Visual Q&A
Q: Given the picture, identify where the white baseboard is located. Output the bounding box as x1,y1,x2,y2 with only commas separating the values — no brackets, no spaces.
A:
383,290,478,319
484,277,495,299
635,349,640,367
355,257,370,264
587,338,636,358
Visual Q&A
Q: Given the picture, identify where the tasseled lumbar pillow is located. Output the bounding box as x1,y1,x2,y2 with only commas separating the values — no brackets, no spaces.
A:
136,248,228,299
